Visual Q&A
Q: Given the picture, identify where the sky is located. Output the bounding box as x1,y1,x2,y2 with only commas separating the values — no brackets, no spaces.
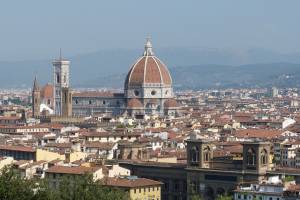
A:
0,0,300,61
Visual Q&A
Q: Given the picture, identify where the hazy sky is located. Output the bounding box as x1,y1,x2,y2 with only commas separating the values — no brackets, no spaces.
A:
0,0,300,61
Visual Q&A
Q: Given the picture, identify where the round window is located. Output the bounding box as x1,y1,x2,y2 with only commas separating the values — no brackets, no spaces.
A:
134,90,139,96
151,90,156,95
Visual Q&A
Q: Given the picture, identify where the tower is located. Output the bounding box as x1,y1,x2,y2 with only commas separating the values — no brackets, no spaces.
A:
271,87,279,98
242,141,270,174
61,87,72,117
186,139,214,168
53,53,72,116
32,76,41,117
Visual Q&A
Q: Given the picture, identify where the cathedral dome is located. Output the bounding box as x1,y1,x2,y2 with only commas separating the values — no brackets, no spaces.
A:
127,98,143,108
164,99,178,108
41,84,53,99
124,39,172,88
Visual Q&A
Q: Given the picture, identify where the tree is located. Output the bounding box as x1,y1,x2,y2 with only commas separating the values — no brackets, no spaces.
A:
216,194,233,200
190,194,203,200
0,166,36,200
0,166,129,200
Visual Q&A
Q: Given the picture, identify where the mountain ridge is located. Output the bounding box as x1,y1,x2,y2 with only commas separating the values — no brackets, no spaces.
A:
1,47,300,89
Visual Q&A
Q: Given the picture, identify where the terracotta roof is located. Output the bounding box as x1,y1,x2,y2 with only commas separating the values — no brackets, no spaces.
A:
84,142,115,150
0,116,21,120
127,98,143,108
81,131,141,138
46,166,100,175
234,129,282,139
286,184,300,192
0,145,36,152
124,42,172,87
103,177,163,188
164,99,178,108
45,143,72,149
41,84,53,99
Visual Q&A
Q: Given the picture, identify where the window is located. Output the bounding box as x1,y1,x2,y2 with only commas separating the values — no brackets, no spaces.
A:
204,146,210,162
261,149,268,165
247,148,256,165
89,100,92,105
190,146,199,163
151,90,156,95
134,90,139,96
56,73,60,83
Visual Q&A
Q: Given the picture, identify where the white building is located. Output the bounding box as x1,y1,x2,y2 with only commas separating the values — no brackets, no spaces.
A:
234,176,296,200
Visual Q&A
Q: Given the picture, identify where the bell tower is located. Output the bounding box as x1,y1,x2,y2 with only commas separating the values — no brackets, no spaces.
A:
53,51,71,116
186,139,214,168
32,76,41,118
242,141,270,173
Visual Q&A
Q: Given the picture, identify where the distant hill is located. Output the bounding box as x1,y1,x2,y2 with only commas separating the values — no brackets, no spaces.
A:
1,47,300,89
79,63,300,89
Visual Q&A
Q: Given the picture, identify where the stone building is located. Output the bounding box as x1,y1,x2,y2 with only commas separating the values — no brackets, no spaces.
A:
53,56,72,117
120,139,272,200
32,76,41,117
32,39,179,118
72,39,179,118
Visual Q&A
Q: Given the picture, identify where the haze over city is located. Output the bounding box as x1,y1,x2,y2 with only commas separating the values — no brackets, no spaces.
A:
1,0,300,60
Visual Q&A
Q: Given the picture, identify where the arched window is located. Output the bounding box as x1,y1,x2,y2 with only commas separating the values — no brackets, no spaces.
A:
56,73,60,84
190,146,199,163
261,149,268,165
247,148,256,165
203,146,210,162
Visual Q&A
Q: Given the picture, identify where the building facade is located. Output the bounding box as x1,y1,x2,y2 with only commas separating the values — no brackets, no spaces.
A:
32,39,178,118
72,39,179,118
32,76,41,117
53,56,72,117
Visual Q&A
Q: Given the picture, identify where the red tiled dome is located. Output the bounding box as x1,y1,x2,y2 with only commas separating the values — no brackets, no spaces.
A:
41,84,53,99
125,39,172,88
127,98,143,108
164,99,178,108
